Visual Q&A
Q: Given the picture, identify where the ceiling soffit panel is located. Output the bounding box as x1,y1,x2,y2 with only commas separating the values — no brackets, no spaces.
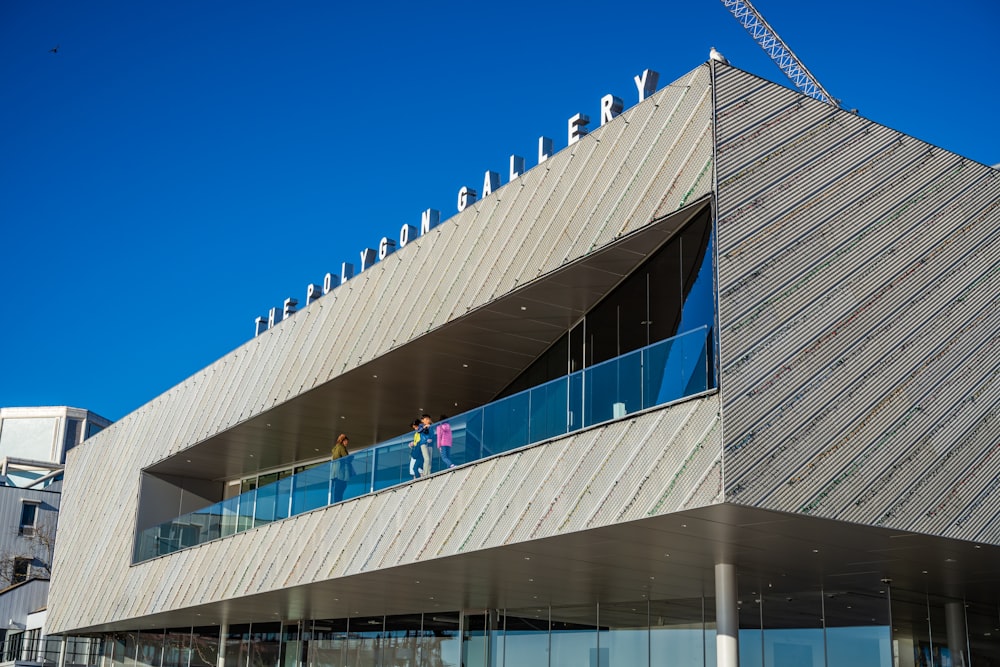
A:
146,199,711,481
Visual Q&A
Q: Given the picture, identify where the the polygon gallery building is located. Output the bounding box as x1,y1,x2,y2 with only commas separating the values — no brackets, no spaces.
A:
47,61,1000,667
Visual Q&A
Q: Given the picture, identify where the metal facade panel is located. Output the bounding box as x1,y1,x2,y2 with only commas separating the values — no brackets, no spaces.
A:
50,397,720,633
713,65,1000,543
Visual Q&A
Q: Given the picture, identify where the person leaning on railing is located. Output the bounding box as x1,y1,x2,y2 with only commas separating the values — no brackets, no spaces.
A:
331,433,350,502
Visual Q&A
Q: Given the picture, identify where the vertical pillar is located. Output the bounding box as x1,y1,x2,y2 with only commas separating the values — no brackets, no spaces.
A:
945,601,968,667
715,562,739,667
217,623,229,667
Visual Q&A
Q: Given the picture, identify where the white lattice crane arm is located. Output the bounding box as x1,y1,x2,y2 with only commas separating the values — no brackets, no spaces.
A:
720,0,840,107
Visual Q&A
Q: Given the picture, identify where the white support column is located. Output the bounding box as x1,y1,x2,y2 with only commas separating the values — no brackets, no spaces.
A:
217,623,229,667
945,601,968,667
715,562,739,667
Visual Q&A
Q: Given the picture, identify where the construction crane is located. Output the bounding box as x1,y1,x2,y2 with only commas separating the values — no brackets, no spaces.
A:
719,0,840,108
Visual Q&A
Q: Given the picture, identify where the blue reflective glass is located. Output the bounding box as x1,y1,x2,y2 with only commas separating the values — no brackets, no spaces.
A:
373,436,415,491
456,409,483,464
483,392,529,456
343,450,372,500
255,478,292,526
218,497,239,537
290,463,331,515
528,377,568,443
137,327,714,561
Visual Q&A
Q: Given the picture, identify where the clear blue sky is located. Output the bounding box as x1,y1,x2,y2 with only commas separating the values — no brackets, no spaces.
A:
2,0,997,422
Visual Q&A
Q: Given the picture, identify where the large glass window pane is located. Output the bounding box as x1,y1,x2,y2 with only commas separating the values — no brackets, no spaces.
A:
306,619,348,667
484,392,530,457
137,631,164,667
650,597,706,667
462,611,489,667
248,622,281,667
345,617,383,667
279,623,299,667
965,600,1000,665
383,614,423,667
824,589,890,667
550,604,597,667
598,602,648,667
223,624,249,667
290,463,332,515
761,591,823,667
163,628,191,667
890,588,939,667
423,612,461,667
500,609,548,667
189,627,219,667
677,213,714,336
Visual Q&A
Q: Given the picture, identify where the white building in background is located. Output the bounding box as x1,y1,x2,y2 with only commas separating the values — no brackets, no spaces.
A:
0,407,110,666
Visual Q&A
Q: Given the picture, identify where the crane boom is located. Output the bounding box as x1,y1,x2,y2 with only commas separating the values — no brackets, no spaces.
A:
720,0,839,107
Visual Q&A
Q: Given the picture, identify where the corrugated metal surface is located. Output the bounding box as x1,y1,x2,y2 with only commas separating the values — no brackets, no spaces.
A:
48,66,717,634
50,397,720,632
713,64,1000,541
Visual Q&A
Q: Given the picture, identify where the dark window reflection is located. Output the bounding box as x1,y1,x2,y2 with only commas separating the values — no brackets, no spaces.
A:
498,207,714,399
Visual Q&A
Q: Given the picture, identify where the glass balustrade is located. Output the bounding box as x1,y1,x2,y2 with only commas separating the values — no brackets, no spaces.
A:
134,326,710,563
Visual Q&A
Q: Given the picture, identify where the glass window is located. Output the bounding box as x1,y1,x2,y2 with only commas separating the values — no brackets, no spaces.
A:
136,630,164,667
598,602,648,667
422,613,461,667
248,622,281,667
650,597,707,667
824,589,890,667
549,605,597,667
345,617,383,667
163,628,191,667
761,591,824,667
382,614,423,667
19,502,37,535
12,557,31,584
223,624,249,667
189,627,219,667
499,609,548,667
306,618,348,667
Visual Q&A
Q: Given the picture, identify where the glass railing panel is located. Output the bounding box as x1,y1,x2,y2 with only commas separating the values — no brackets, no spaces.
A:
569,371,584,431
290,461,332,515
255,476,292,527
528,376,569,443
483,391,530,457
135,327,713,562
219,496,240,537
339,448,373,501
643,326,708,408
190,504,221,544
450,409,484,467
373,434,415,491
583,348,643,427
237,491,255,532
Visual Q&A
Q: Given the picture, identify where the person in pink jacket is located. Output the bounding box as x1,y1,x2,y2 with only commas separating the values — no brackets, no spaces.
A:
435,415,456,468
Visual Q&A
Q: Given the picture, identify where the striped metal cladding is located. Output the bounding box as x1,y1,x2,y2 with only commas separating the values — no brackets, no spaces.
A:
48,66,717,634
713,64,1000,541
50,397,720,632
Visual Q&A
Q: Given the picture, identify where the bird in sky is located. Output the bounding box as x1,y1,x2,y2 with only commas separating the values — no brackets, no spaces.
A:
49,45,59,54
709,46,729,65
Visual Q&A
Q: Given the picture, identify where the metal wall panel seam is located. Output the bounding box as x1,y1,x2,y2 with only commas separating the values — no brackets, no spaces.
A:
720,165,994,397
